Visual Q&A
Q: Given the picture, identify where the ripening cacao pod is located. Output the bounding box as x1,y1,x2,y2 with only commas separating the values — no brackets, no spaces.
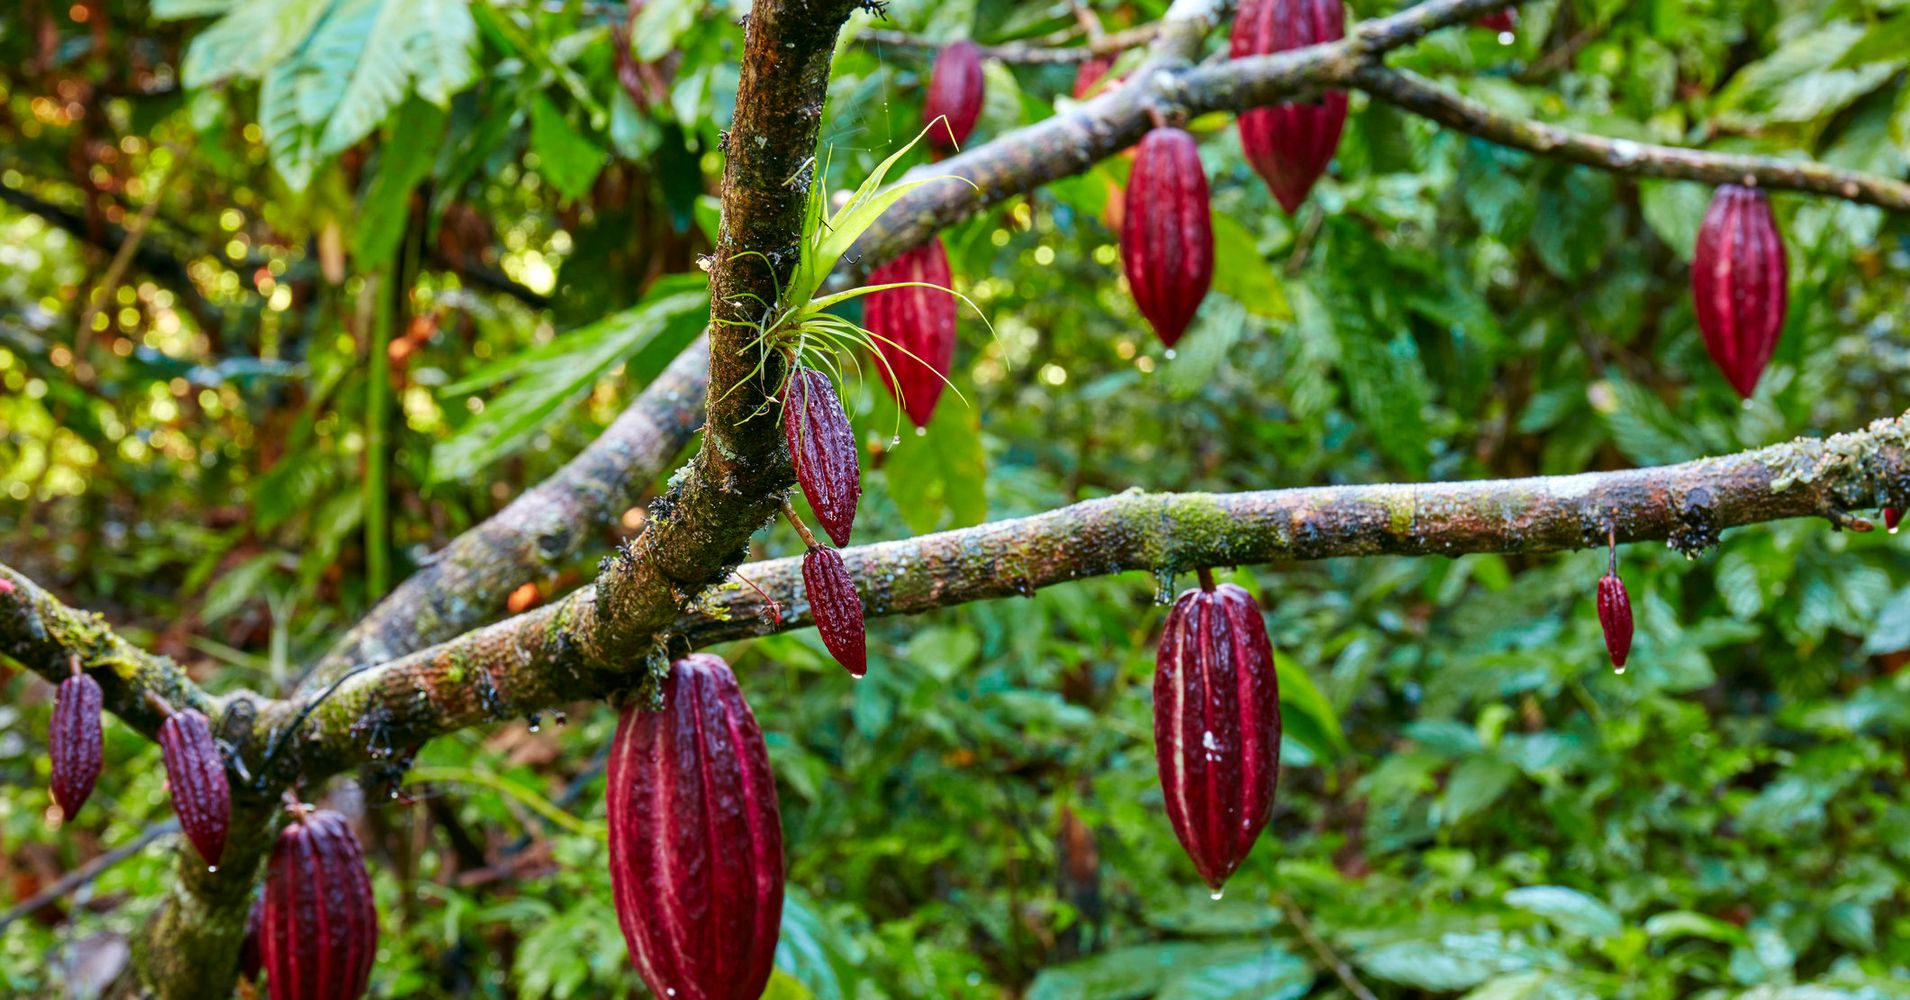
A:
1885,507,1903,534
262,809,378,1000
784,367,860,547
1073,54,1114,99
865,237,957,428
1231,0,1347,213
1122,127,1214,348
49,671,103,818
924,40,985,154
158,708,230,867
1597,573,1633,672
1476,9,1517,33
803,546,867,677
239,894,264,982
1154,580,1280,892
608,654,785,1000
1692,184,1787,398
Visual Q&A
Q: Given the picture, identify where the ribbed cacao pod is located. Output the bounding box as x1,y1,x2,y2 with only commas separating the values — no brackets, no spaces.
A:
1692,184,1787,398
803,546,867,677
607,654,784,1000
1597,573,1633,672
784,367,860,547
262,809,378,1000
50,671,103,818
1885,507,1902,534
1154,581,1280,892
1231,0,1347,213
158,708,230,867
924,40,984,154
865,237,957,429
1122,127,1214,348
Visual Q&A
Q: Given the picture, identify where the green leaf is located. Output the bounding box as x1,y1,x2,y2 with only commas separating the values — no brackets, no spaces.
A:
153,0,237,18
1642,911,1747,945
1155,949,1312,1000
632,0,699,61
429,278,708,481
1824,901,1876,952
775,887,864,1000
882,397,988,534
1273,650,1349,764
1503,886,1622,939
1340,326,1430,476
1209,215,1289,320
351,98,445,265
530,95,607,202
1358,933,1538,991
1028,941,1296,1000
201,553,281,624
317,0,477,154
181,0,330,86
1163,295,1248,400
1436,756,1519,826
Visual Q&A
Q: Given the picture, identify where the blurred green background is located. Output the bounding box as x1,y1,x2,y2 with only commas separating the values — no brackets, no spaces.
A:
5,0,1910,996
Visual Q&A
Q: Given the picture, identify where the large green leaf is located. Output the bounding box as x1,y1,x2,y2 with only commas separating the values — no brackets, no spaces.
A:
429,277,708,482
1503,886,1622,939
881,397,988,535
1027,941,1296,1000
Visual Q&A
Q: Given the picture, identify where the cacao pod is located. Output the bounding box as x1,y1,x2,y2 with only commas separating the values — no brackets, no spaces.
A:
1122,127,1214,348
1597,573,1633,672
607,654,785,1000
1154,581,1280,892
1886,507,1902,534
158,708,230,867
865,237,957,429
784,366,860,547
1692,184,1787,398
1073,55,1114,100
49,671,103,818
803,546,867,677
1231,0,1347,213
240,894,264,982
1476,9,1517,33
924,40,984,154
262,809,378,1000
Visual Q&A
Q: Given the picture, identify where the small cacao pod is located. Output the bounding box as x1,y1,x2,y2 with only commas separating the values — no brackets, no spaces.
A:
784,366,860,547
1476,9,1517,33
1692,184,1787,398
1597,573,1633,672
803,546,867,677
1122,127,1214,348
158,708,230,867
1154,580,1280,892
608,654,785,1000
1073,54,1114,100
1885,507,1902,534
240,894,264,982
865,237,957,428
49,671,103,818
1231,0,1347,213
262,809,378,1000
924,40,984,153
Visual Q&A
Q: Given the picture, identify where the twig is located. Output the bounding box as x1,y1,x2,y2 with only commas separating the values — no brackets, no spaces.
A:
1275,890,1377,1000
0,821,181,932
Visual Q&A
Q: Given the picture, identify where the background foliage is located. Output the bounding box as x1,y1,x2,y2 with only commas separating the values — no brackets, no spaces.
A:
5,0,1910,996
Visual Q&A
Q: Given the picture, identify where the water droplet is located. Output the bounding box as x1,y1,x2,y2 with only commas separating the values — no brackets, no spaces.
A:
1497,30,1514,44
1209,888,1225,901
1614,665,1627,676
914,426,927,437
1892,525,1901,536
1163,348,1177,360
889,435,901,447
207,865,219,874
1154,570,1177,605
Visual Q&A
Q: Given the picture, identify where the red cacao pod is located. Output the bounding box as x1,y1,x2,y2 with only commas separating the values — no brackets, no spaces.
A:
1231,0,1347,213
1597,573,1633,672
924,40,984,153
803,546,867,677
784,367,860,547
1885,507,1902,534
1692,184,1787,398
865,237,957,429
262,809,378,1000
1122,127,1214,348
1154,581,1280,892
1476,9,1517,33
607,654,785,1000
1073,54,1114,99
50,672,103,818
158,708,230,867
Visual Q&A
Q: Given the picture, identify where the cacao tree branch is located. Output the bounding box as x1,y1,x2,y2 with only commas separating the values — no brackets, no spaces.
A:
270,410,1910,784
1350,65,1910,211
854,24,1163,64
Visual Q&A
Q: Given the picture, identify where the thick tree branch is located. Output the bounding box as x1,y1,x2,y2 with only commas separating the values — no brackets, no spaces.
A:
1351,65,1910,211
270,411,1910,783
853,24,1163,64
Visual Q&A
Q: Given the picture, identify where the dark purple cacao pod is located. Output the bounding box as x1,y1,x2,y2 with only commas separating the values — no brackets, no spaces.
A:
262,809,378,1000
865,237,957,429
1597,573,1633,672
924,40,984,153
240,894,264,982
1154,582,1280,892
1692,184,1787,398
803,546,867,678
1122,127,1214,348
50,672,103,818
1885,507,1902,534
784,367,860,547
1231,0,1347,213
158,708,230,867
608,654,784,1000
